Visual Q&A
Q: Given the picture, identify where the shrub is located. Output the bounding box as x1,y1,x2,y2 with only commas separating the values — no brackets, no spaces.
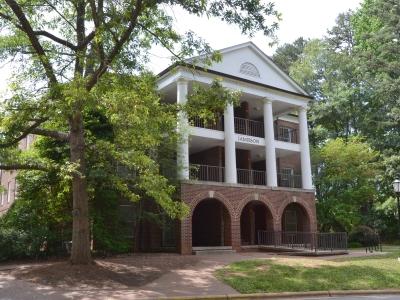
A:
349,225,379,247
0,228,29,261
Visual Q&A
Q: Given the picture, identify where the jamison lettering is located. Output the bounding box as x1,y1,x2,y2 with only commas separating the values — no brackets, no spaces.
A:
237,136,260,144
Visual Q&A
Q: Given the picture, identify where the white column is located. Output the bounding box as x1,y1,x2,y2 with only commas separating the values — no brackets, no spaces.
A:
263,99,277,187
224,103,237,183
177,78,189,180
299,106,313,189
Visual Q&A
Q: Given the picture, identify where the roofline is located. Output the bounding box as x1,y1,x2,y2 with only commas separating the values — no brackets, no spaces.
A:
196,41,309,96
157,63,314,100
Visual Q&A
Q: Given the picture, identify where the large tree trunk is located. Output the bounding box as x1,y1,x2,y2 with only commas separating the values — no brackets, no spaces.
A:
69,110,91,264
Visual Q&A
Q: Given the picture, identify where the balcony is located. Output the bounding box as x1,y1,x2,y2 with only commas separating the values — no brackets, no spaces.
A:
189,164,302,188
277,172,302,188
191,115,299,144
191,116,224,131
190,164,225,182
237,168,266,185
234,117,264,138
275,126,298,143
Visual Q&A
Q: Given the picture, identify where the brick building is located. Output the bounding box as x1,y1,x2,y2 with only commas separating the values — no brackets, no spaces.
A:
1,42,318,254
157,42,316,254
0,135,34,215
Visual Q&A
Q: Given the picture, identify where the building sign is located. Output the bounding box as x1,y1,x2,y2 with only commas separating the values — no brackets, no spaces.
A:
236,135,261,145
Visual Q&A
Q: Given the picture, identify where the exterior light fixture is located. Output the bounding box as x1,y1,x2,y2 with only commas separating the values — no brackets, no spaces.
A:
393,179,400,239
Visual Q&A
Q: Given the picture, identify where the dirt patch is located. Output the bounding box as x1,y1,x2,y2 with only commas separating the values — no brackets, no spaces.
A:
272,257,345,268
6,254,199,289
255,264,270,271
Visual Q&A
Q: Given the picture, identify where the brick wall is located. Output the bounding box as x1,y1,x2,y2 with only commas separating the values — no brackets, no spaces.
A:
277,153,301,174
179,181,317,254
190,146,224,166
0,135,35,215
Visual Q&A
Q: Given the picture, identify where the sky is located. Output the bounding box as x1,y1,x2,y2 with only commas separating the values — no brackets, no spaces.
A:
0,0,361,94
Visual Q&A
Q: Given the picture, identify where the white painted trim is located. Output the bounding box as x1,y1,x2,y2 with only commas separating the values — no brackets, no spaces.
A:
275,115,299,124
172,67,310,106
183,41,309,96
274,140,301,152
189,126,224,140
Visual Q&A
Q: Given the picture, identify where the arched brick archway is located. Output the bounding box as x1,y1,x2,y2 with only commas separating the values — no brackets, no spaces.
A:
189,190,235,219
237,194,276,246
239,200,274,245
278,200,313,232
192,198,231,247
180,190,236,254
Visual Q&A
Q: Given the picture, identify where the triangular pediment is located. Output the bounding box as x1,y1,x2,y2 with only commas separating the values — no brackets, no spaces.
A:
201,42,308,96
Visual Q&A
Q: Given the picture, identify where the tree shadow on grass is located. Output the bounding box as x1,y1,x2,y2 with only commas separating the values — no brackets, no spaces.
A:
219,260,400,294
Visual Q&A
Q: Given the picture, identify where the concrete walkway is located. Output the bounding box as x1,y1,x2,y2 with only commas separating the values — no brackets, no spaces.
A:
0,250,386,300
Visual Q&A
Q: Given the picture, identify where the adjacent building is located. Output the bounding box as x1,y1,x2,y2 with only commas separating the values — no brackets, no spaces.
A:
157,42,317,254
0,135,34,215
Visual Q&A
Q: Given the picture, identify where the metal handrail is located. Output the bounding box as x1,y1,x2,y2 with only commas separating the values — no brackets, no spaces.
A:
237,168,266,185
189,164,224,182
257,231,348,252
275,126,298,143
277,173,302,188
190,116,224,131
234,117,264,138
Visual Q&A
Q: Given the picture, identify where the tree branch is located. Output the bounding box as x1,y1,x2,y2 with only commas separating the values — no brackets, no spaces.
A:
89,0,105,61
34,30,77,50
43,0,76,30
138,23,182,60
0,118,47,148
31,128,70,141
79,31,95,50
5,0,58,85
0,163,49,172
86,0,143,91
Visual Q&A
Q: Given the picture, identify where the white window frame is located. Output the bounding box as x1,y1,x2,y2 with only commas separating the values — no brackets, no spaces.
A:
7,181,12,203
281,126,295,143
280,167,294,187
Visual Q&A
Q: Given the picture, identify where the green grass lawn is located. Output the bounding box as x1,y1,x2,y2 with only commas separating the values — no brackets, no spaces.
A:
215,246,400,294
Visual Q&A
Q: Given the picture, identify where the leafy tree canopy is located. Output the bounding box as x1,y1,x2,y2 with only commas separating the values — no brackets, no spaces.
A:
0,0,280,263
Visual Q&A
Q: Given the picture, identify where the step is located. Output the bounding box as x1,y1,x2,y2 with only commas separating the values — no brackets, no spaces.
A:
192,246,236,255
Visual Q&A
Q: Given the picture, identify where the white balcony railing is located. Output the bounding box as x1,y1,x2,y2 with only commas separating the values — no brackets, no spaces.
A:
189,164,302,188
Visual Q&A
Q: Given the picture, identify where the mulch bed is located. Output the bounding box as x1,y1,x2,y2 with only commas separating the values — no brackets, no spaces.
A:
3,253,199,289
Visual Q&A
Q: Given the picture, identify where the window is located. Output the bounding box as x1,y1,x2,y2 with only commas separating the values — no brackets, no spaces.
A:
239,62,260,78
14,180,17,200
280,126,295,143
7,181,12,203
280,168,294,188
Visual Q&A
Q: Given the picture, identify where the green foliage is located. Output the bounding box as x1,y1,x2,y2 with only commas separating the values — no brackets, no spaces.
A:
0,0,281,262
273,37,308,75
0,228,30,262
0,169,71,260
276,1,400,238
348,225,376,245
314,138,379,232
185,79,241,124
